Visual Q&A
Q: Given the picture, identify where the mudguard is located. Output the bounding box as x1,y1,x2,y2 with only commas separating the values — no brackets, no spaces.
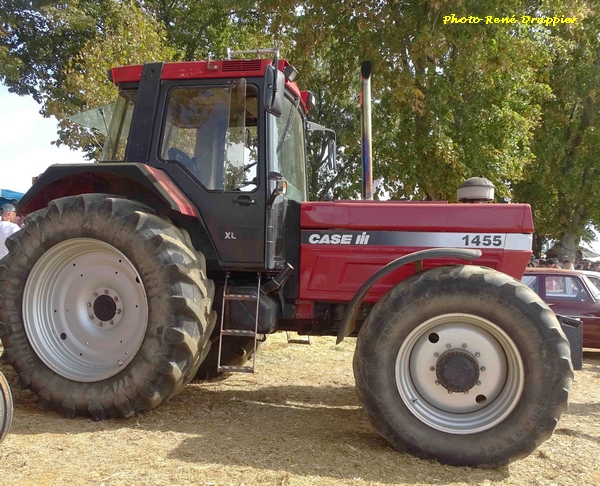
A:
336,248,481,343
19,162,197,217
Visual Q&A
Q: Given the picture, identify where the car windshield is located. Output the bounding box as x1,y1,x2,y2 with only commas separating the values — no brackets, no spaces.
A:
582,275,600,299
588,276,600,290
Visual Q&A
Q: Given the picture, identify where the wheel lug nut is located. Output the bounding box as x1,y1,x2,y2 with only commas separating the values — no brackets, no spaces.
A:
477,381,481,386
446,343,451,349
89,315,94,320
462,343,467,348
110,320,115,325
434,352,439,357
448,390,453,394
464,390,469,394
435,381,440,385
475,352,480,357
99,322,104,327
117,360,124,366
104,289,109,294
93,292,98,297
87,302,92,307
114,296,119,302
116,309,121,314
481,366,486,372
429,366,435,371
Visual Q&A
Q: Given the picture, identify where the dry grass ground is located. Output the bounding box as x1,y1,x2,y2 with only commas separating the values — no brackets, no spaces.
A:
0,334,599,486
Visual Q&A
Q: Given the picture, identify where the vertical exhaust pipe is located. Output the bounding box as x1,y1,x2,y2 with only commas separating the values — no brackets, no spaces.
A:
360,61,373,200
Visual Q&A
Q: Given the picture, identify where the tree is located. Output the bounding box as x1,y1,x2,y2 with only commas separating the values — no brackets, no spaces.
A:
261,0,556,201
513,1,600,259
3,0,599,255
0,0,174,158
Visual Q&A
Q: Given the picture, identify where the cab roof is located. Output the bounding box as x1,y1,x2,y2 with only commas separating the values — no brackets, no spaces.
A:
109,59,309,114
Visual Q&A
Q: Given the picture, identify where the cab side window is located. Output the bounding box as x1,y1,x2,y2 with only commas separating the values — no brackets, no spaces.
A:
160,83,259,192
271,97,307,202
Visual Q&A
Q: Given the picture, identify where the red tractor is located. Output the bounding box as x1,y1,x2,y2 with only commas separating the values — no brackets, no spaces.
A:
0,49,572,467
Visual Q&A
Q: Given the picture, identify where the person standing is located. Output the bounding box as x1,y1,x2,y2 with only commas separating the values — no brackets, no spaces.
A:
0,204,20,259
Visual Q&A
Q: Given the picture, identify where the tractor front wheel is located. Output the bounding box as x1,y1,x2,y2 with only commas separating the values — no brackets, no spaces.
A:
0,194,215,419
354,265,573,467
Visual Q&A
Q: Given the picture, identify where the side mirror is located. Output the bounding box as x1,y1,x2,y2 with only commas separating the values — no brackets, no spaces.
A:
327,139,336,170
267,171,287,207
264,64,285,117
307,121,337,171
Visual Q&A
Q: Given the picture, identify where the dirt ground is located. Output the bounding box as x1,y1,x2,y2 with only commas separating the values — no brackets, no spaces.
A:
0,334,599,486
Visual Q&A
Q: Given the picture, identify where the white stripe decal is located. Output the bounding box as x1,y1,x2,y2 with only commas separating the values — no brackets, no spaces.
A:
301,231,532,251
504,234,533,251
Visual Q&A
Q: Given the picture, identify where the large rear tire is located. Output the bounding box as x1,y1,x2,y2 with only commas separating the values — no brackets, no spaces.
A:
0,194,215,419
354,265,573,467
0,371,12,443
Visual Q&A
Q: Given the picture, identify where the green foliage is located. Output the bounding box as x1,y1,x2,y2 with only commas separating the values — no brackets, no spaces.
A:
0,0,175,158
1,0,599,254
264,1,558,201
141,0,268,60
513,1,599,255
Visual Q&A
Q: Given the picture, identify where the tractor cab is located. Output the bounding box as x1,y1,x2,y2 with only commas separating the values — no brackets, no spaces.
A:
73,49,314,271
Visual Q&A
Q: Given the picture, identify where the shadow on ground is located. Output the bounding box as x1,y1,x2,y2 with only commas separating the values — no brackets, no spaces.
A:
564,401,600,417
3,374,511,484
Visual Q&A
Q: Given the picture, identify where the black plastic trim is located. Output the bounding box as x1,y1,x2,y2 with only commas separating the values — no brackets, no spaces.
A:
125,62,164,162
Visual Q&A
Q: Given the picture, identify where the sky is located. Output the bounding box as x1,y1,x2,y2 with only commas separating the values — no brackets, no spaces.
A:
0,84,88,194
2,83,599,255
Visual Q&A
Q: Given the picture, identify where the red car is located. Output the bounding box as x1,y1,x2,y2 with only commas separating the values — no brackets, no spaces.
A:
522,268,600,348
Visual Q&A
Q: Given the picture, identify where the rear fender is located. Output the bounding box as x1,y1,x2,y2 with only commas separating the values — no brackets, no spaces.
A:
20,163,196,216
19,163,218,261
336,248,481,343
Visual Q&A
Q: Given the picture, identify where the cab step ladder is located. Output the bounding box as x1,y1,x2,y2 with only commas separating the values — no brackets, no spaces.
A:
286,332,312,345
217,272,261,373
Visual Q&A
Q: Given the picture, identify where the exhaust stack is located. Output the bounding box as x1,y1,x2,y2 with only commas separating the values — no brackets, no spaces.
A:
360,61,373,200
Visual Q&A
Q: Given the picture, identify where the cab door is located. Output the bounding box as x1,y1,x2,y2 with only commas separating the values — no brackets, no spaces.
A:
155,79,267,267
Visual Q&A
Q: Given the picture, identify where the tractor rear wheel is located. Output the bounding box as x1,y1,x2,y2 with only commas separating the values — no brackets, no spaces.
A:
0,194,215,419
354,265,573,467
0,371,13,443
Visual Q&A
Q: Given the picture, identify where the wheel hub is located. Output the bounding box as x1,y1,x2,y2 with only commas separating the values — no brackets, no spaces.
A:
436,350,480,393
87,287,122,328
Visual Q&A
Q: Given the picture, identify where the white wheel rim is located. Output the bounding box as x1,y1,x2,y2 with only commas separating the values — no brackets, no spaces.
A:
23,238,148,382
0,372,10,438
395,313,524,434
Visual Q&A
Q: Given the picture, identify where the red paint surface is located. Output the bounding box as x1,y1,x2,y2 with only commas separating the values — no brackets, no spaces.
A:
110,59,307,113
301,200,534,232
299,201,533,303
523,268,600,348
295,300,314,319
145,166,197,217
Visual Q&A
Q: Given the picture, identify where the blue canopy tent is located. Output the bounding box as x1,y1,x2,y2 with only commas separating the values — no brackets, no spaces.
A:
0,189,25,208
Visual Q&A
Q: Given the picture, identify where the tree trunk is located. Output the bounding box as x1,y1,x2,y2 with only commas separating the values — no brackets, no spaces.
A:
557,232,577,262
